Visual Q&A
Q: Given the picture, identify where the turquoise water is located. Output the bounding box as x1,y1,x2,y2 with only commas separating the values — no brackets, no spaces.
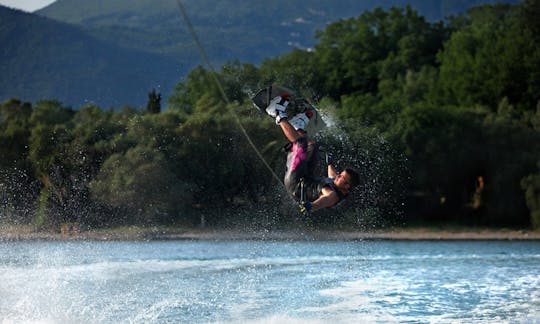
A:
1,240,539,323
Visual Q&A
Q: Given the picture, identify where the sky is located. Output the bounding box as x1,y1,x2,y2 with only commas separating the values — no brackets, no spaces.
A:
0,0,56,12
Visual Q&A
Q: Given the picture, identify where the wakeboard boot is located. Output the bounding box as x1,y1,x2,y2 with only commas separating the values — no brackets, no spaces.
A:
265,95,289,124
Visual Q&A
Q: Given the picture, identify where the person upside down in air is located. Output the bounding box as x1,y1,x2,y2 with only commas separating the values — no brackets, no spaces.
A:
265,95,360,214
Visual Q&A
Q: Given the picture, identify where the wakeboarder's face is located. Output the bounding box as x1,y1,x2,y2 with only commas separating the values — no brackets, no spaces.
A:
334,171,352,193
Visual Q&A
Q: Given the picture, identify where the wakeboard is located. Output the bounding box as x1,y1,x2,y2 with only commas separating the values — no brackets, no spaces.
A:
251,85,326,135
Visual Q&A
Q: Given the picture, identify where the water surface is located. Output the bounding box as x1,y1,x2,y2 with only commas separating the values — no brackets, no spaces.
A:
1,240,539,323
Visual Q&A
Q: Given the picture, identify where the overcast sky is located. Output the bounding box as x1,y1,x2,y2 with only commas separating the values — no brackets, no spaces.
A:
0,0,56,12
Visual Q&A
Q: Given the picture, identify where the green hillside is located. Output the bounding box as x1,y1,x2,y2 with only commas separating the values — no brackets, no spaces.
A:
0,6,183,108
1,0,520,108
38,0,520,63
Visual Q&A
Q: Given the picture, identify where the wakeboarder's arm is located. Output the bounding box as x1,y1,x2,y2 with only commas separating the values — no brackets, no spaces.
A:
327,164,338,178
310,187,339,211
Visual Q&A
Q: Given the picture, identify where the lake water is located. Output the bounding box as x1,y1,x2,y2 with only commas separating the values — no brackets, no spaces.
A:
1,239,539,323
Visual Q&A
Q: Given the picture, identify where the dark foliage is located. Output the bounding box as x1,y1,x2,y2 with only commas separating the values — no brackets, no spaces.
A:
1,2,539,230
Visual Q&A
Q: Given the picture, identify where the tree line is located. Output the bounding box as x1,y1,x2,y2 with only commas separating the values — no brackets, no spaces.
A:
1,1,539,230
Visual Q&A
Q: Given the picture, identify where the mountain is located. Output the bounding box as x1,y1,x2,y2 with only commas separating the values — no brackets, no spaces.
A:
37,0,520,62
0,6,183,108
1,0,520,108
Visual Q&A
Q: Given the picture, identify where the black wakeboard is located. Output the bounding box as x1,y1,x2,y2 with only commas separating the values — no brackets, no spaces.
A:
251,85,326,135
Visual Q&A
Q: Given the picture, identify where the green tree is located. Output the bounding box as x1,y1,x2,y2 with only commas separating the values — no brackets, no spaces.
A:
89,108,192,225
64,105,129,226
27,100,75,227
146,89,161,114
0,98,36,223
436,4,540,110
258,49,321,101
479,103,540,226
167,66,222,114
521,162,540,229
313,6,448,100
0,98,32,166
219,61,260,102
90,145,191,225
27,101,128,228
389,104,486,221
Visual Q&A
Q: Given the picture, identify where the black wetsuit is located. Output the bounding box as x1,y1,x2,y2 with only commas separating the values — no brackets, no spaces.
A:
283,137,345,203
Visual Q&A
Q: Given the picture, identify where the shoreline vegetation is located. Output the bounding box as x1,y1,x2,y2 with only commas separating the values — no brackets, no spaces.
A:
1,2,540,233
1,225,539,241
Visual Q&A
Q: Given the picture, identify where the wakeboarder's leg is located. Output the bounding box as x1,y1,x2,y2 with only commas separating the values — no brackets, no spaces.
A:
283,135,309,198
279,119,303,143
